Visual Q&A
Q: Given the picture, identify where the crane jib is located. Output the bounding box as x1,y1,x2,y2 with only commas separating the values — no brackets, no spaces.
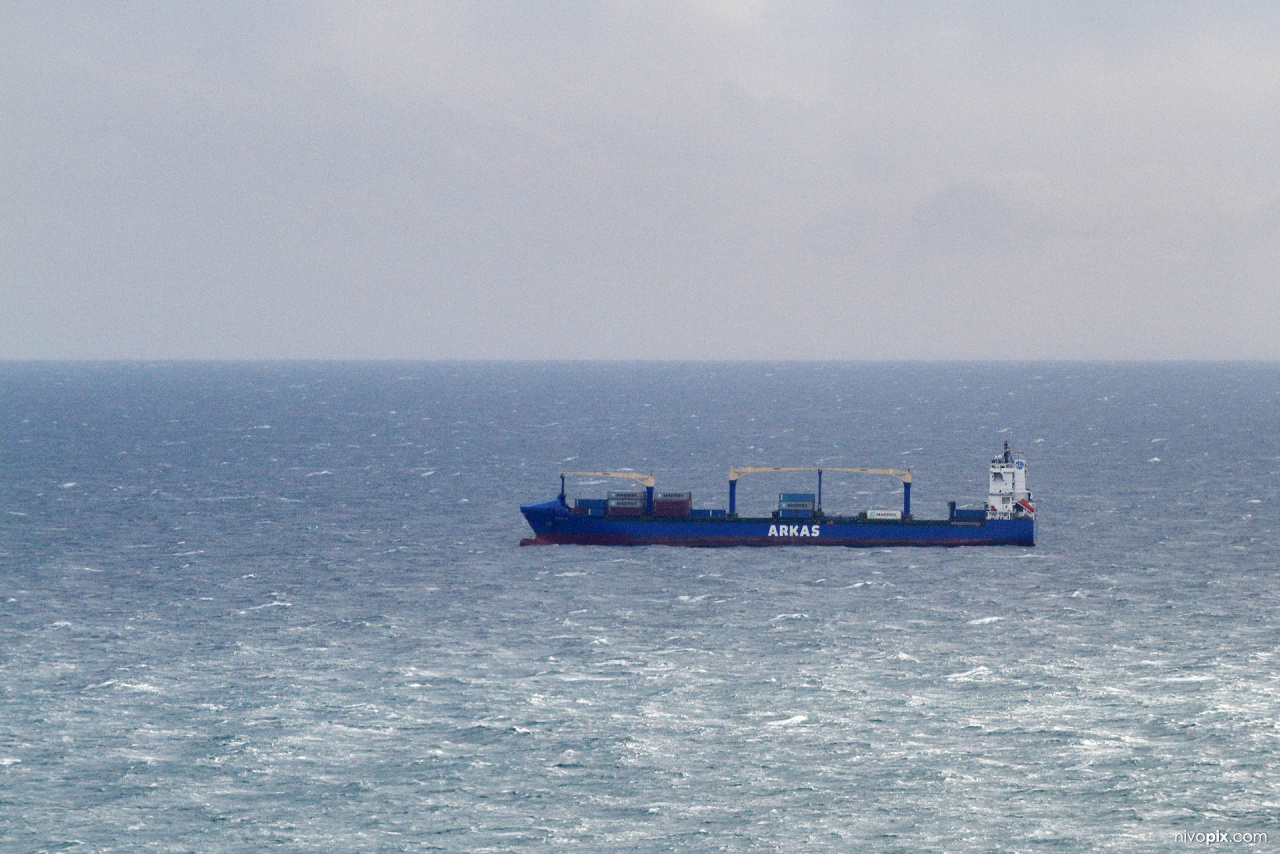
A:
726,466,912,517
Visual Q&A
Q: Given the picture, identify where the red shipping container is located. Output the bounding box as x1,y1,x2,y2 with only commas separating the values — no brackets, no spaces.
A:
653,501,692,517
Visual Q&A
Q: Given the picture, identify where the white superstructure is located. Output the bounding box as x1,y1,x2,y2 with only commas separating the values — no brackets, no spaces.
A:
987,442,1034,520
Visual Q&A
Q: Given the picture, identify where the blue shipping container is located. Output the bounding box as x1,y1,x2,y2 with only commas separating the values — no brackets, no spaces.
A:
779,508,814,519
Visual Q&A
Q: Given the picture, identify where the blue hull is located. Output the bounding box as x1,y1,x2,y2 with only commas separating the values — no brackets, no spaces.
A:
519,500,1034,547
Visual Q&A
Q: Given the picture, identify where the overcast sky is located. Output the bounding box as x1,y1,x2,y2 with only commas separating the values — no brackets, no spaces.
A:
4,1,1279,359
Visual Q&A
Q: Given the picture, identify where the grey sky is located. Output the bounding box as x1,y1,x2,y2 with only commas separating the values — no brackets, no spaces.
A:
4,1,1279,359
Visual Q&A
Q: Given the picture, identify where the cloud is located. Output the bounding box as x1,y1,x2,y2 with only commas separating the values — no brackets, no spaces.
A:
3,2,1280,358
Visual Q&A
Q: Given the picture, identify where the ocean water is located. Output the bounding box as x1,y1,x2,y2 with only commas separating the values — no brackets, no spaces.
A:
1,361,1277,852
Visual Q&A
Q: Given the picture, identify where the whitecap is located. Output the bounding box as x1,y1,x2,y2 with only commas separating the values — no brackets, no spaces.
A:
540,674,618,682
945,666,992,681
765,714,808,727
968,616,1003,625
1162,675,1216,683
116,682,163,694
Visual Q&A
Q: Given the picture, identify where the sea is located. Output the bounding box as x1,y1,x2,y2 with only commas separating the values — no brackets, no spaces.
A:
1,361,1277,852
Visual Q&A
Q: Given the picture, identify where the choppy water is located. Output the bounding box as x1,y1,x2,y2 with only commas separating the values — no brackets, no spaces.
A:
2,362,1277,852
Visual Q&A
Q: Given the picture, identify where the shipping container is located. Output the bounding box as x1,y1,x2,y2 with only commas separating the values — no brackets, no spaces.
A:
655,491,692,501
573,500,606,517
605,505,644,517
607,490,646,500
778,500,815,510
950,508,986,522
778,508,813,519
867,510,902,520
690,509,728,518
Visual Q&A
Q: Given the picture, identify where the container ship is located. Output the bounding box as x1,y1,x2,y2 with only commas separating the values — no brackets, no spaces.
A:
520,444,1035,547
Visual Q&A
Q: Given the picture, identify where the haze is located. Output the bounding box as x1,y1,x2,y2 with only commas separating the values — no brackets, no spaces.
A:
4,2,1279,360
